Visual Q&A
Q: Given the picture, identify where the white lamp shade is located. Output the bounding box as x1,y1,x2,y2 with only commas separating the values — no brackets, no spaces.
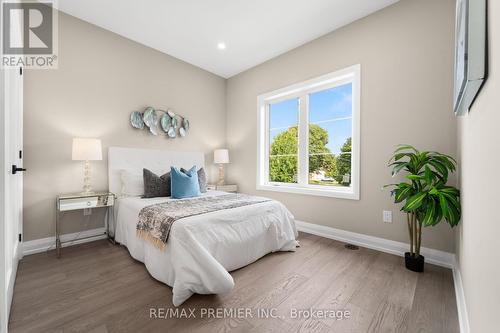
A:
72,138,102,161
214,149,229,164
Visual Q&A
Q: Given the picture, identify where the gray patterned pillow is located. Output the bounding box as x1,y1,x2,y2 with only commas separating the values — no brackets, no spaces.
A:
143,168,171,198
181,167,207,193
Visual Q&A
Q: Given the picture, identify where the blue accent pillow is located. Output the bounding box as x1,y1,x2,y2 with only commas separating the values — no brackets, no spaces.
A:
170,166,201,199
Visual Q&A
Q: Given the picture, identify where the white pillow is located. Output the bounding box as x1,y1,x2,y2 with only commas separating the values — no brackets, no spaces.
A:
120,170,144,197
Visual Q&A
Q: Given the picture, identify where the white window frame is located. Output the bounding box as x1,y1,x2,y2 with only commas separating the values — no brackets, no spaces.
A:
256,64,360,200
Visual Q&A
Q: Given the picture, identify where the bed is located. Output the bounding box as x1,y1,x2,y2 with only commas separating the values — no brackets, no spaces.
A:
108,147,298,306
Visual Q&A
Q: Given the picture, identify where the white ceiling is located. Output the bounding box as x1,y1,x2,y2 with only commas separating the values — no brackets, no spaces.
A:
57,0,399,78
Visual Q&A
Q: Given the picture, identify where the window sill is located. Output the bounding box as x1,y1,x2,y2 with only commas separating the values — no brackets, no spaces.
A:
256,184,359,200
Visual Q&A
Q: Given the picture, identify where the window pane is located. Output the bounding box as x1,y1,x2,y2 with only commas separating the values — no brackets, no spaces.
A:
308,84,352,187
269,98,299,183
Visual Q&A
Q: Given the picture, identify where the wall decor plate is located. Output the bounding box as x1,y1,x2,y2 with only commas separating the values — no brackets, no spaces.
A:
160,114,172,132
130,106,189,139
143,107,158,127
167,127,176,138
149,124,159,136
171,117,178,128
130,111,145,129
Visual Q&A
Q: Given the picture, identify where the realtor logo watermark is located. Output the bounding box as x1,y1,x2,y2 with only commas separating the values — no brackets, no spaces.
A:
1,0,58,69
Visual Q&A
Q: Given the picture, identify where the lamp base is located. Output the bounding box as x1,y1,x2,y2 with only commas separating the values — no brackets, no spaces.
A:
217,164,225,186
80,190,95,195
82,160,93,194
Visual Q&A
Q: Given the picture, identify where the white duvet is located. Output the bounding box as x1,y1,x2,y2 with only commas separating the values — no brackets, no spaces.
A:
114,191,298,306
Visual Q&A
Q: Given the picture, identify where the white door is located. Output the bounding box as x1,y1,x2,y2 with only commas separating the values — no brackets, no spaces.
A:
1,5,24,329
0,65,23,333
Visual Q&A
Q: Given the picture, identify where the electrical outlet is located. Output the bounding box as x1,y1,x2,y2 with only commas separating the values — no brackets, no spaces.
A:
83,208,92,216
383,210,392,223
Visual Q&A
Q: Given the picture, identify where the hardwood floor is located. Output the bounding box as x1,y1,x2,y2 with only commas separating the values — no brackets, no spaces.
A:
9,233,459,333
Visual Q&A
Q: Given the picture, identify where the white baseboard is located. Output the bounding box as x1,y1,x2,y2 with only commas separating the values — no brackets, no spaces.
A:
295,220,455,268
7,241,20,315
452,260,470,333
22,227,107,256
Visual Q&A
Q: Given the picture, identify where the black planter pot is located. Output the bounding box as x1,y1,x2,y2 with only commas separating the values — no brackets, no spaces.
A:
405,252,424,272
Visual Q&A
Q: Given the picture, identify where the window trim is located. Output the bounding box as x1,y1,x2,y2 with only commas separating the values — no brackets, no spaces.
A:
256,64,361,200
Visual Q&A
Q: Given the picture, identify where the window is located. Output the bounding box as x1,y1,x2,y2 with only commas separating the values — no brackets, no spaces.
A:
269,98,299,184
257,65,360,199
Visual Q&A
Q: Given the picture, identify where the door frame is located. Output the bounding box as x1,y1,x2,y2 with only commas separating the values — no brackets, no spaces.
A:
1,5,24,330
0,67,9,333
0,65,23,333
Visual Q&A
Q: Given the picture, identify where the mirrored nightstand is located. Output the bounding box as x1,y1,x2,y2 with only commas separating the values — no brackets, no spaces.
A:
207,184,237,193
56,192,115,258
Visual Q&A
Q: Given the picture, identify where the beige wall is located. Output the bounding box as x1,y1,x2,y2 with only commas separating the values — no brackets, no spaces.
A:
23,12,226,241
226,0,457,252
456,0,499,331
25,1,460,254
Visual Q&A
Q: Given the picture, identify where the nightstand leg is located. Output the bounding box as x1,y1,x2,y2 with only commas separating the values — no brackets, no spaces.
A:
106,206,116,245
56,238,61,258
56,200,61,258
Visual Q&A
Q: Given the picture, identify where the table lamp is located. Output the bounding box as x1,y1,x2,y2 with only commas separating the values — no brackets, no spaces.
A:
214,149,229,185
72,138,102,194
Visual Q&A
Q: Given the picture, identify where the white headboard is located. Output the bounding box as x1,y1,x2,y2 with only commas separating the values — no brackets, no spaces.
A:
108,147,205,195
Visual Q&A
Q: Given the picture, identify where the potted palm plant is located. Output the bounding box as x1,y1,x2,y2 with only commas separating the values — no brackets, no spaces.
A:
385,145,461,272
